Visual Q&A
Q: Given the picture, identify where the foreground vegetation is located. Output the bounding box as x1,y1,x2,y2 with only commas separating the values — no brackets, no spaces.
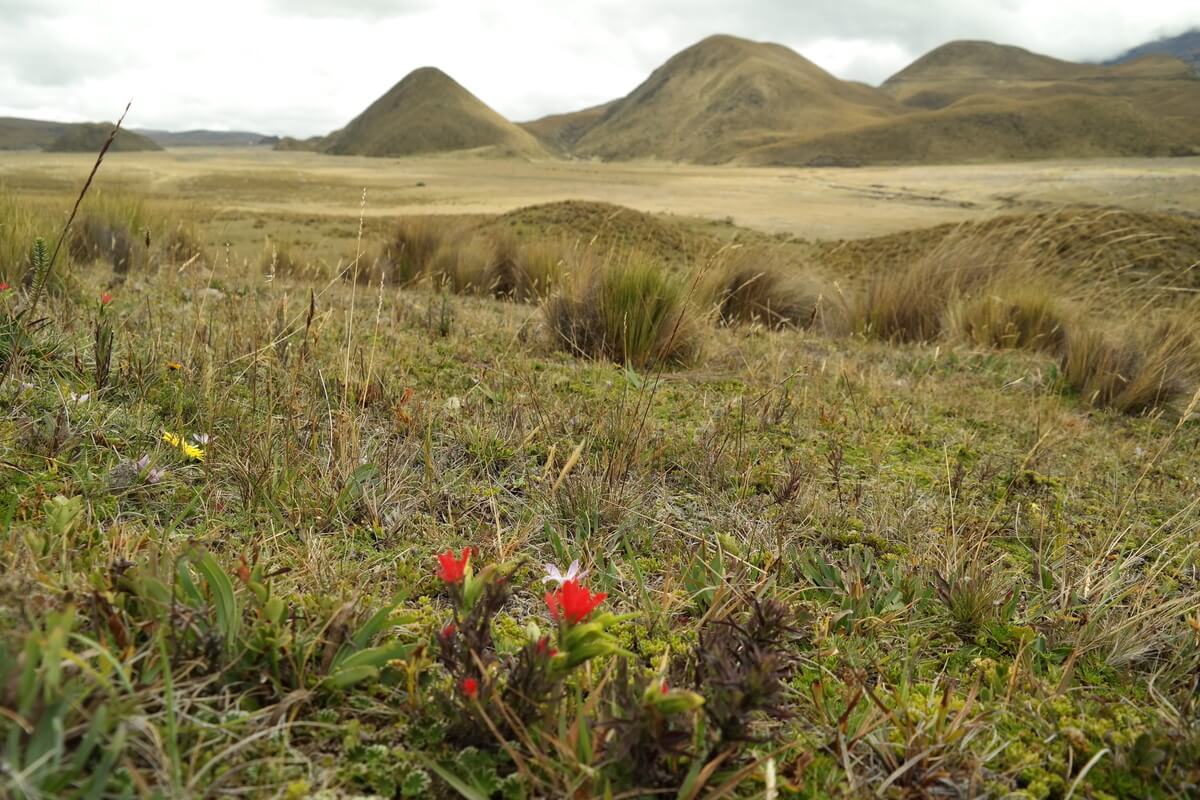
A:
2,169,1200,798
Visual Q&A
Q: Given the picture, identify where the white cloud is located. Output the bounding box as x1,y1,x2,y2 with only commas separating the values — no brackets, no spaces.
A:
0,0,1195,135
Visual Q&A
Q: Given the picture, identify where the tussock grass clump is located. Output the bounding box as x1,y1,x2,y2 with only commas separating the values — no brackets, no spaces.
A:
386,217,452,285
1061,316,1200,413
69,216,143,274
945,286,1069,355
259,240,307,279
705,247,842,332
854,230,1005,342
157,223,207,268
427,236,494,293
490,236,568,302
545,252,701,368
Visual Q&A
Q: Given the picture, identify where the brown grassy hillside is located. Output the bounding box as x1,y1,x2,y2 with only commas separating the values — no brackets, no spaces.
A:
573,34,903,163
520,102,616,153
480,200,723,265
0,117,73,150
818,207,1200,302
882,40,1200,120
738,93,1199,166
44,123,164,153
321,67,548,159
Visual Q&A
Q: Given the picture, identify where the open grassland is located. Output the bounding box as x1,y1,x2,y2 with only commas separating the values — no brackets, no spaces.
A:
2,151,1200,798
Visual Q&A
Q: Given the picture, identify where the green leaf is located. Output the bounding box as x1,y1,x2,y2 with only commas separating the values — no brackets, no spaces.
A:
416,755,491,800
320,664,380,690
333,641,416,672
192,550,240,650
44,494,83,538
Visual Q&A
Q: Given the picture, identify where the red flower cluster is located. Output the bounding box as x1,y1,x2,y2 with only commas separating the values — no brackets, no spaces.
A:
100,292,113,306
545,579,607,625
461,677,479,700
436,548,471,583
0,282,10,292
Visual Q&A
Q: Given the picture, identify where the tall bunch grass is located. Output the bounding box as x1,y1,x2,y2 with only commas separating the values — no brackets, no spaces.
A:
704,246,843,332
545,251,701,368
944,285,1069,355
1062,315,1200,413
384,217,452,286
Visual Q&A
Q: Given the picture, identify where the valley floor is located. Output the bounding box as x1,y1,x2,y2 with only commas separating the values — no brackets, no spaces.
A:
2,149,1200,241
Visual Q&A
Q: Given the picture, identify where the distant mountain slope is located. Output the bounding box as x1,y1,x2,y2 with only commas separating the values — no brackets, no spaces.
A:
0,117,73,150
882,40,1195,109
46,123,163,153
134,129,277,147
1107,29,1200,72
738,92,1198,166
520,101,616,154
573,34,903,163
317,67,548,158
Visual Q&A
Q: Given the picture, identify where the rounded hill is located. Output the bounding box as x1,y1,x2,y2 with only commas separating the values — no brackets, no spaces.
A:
322,67,548,159
573,34,903,163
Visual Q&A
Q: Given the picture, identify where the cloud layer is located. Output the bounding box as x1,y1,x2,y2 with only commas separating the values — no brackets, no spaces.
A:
0,0,1194,136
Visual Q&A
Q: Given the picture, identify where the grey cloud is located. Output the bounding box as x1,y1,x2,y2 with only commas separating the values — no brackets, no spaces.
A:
0,28,133,88
0,0,74,21
264,0,429,19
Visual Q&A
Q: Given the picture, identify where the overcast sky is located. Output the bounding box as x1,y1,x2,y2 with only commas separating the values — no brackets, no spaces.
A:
0,0,1196,136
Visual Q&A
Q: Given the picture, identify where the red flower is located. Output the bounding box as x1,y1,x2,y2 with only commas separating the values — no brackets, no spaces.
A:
545,579,607,625
436,548,471,583
440,623,457,639
0,282,10,291
534,636,557,657
661,681,670,694
461,677,479,700
100,292,113,305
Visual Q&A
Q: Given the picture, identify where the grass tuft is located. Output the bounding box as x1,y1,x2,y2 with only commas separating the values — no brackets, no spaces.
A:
545,251,702,368
705,247,841,331
945,285,1069,354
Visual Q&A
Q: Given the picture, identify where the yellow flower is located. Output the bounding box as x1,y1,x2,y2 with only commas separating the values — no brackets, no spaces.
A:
166,361,182,371
162,431,205,462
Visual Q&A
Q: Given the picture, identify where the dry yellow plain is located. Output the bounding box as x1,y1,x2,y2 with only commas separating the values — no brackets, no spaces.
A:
2,147,1199,241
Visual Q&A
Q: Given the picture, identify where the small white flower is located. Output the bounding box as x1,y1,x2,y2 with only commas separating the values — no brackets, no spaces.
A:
69,392,91,403
444,396,462,413
147,468,166,484
192,433,210,446
135,454,151,471
543,560,586,586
